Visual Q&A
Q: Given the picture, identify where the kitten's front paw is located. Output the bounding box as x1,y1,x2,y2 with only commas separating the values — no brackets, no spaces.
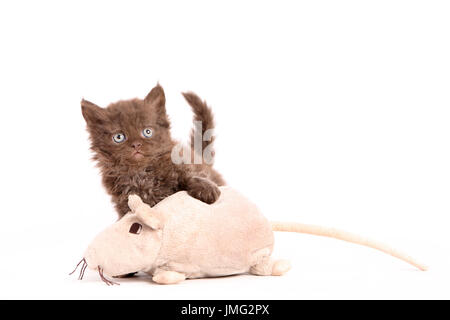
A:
187,177,221,204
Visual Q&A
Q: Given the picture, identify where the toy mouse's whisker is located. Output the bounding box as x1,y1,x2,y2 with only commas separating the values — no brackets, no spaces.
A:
78,260,88,280
98,267,119,286
69,258,86,276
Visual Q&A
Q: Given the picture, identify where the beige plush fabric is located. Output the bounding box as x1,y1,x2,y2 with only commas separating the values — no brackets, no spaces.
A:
84,187,278,282
82,187,426,285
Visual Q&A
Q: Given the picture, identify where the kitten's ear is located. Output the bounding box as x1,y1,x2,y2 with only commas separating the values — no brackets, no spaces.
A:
81,99,108,126
145,84,170,128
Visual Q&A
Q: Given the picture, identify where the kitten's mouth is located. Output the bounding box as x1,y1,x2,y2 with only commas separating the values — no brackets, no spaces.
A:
132,151,144,160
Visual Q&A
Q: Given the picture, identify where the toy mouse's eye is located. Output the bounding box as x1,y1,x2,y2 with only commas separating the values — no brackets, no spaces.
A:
129,223,142,234
113,133,126,143
142,128,153,138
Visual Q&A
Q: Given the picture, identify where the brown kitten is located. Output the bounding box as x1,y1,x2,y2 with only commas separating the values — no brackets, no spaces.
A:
81,84,225,218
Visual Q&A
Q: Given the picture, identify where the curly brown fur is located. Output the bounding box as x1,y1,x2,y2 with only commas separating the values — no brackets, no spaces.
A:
81,84,225,218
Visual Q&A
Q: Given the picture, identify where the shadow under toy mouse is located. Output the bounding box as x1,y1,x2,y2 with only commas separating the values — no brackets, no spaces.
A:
71,187,426,285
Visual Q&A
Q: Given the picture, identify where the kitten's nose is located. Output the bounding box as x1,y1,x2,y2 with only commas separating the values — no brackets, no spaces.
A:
132,142,142,150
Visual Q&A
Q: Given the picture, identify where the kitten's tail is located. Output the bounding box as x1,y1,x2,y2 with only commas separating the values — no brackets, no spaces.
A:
271,221,428,271
182,92,216,163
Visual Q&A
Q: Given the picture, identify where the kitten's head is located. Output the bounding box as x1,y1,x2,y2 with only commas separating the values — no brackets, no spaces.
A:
81,84,173,167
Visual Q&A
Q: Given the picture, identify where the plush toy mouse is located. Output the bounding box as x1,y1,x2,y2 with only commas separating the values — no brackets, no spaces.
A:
71,187,426,285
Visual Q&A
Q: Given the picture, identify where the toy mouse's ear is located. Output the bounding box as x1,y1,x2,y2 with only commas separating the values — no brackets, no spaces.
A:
128,194,145,212
128,195,162,230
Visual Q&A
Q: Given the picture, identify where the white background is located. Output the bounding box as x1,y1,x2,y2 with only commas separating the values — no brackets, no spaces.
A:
0,0,449,299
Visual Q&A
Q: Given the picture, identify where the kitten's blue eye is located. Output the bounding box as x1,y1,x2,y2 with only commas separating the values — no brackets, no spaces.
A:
142,128,153,138
112,133,126,143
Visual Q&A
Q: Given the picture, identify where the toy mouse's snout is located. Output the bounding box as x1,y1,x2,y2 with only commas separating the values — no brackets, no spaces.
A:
70,195,164,284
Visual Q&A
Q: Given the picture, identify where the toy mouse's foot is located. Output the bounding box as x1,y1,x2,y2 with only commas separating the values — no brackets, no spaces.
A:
250,258,291,276
152,270,186,285
271,259,291,276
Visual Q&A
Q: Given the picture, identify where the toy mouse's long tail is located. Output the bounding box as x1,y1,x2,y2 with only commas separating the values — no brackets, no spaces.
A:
271,221,427,271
